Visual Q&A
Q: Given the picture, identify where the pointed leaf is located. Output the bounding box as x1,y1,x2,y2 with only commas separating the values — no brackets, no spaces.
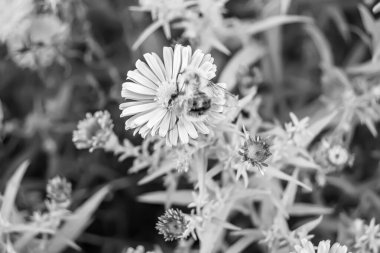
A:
288,204,332,216
47,185,110,253
1,161,29,220
265,167,311,191
138,190,193,206
301,110,338,148
138,160,176,185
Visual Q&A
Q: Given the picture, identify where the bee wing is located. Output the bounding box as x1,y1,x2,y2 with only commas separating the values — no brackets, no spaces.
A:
207,81,239,109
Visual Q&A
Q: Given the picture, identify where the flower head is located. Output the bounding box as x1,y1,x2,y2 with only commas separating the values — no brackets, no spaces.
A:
73,111,115,152
238,135,272,174
156,208,189,241
46,176,72,208
120,44,229,146
293,239,349,253
7,14,69,69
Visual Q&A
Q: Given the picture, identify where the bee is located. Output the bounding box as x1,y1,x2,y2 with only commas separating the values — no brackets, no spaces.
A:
185,91,212,121
177,70,237,122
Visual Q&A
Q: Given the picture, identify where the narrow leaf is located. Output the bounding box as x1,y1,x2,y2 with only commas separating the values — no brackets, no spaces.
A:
305,24,334,67
1,161,29,220
288,204,332,216
138,190,193,206
265,167,311,191
47,185,110,253
301,110,338,148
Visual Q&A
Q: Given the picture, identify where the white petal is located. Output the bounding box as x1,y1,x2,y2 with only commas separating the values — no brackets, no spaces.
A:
182,118,198,139
194,121,210,134
120,103,157,117
144,53,166,82
178,119,189,143
180,45,191,72
163,47,173,80
127,70,158,89
169,122,178,146
138,124,151,138
123,82,156,95
159,112,171,137
133,108,161,126
172,45,182,79
152,52,168,80
125,114,142,129
200,61,214,73
121,89,154,100
190,49,204,68
146,109,167,128
135,60,161,85
120,101,150,110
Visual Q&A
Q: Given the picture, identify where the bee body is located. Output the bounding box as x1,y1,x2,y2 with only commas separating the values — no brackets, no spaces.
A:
186,91,212,121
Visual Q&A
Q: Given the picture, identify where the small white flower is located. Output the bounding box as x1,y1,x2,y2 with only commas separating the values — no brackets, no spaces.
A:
327,145,350,166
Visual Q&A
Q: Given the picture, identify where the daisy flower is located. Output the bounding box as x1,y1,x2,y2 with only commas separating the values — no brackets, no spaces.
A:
293,239,349,253
120,44,228,146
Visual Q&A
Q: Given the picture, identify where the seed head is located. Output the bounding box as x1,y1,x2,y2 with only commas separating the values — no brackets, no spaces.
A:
238,135,272,173
155,208,188,241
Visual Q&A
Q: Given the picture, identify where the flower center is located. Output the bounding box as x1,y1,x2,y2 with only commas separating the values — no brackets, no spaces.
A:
247,143,268,162
328,145,349,165
155,81,179,108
